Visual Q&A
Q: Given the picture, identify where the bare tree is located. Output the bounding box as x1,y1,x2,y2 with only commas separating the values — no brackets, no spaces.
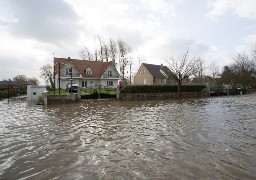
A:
194,57,206,84
233,52,255,88
97,36,111,62
13,75,28,90
208,61,220,85
40,64,54,87
109,38,117,65
13,75,28,83
209,61,220,79
103,42,110,62
117,39,131,80
79,36,134,80
219,51,256,88
80,46,93,60
252,46,256,60
28,77,39,85
94,49,98,61
166,49,199,96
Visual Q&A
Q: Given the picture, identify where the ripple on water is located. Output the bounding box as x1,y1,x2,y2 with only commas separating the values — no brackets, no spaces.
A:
0,96,256,179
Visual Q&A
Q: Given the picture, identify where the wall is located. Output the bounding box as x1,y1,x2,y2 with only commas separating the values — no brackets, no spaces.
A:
46,94,80,104
27,85,47,101
43,88,81,104
120,91,209,100
134,64,153,85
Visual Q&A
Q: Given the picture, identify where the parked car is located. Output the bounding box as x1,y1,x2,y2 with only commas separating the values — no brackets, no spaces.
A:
66,83,79,93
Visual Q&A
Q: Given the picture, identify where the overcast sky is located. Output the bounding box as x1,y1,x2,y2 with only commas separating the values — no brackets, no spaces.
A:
0,0,256,84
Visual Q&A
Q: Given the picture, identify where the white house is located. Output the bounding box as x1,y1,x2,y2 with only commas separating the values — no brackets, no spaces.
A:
54,57,120,90
27,84,47,101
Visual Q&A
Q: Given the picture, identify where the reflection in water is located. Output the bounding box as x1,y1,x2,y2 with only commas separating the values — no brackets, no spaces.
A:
0,95,256,179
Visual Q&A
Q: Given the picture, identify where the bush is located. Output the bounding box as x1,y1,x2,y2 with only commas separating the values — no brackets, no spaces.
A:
0,89,22,99
37,96,43,103
121,85,206,94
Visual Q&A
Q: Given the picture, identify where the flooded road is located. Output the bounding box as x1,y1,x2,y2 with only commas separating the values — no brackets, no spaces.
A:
0,94,256,179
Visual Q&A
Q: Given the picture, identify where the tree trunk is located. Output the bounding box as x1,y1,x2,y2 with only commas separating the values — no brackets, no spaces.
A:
50,78,54,89
178,81,182,98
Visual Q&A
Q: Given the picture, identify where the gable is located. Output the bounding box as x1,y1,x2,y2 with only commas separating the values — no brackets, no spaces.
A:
134,64,152,78
102,63,120,78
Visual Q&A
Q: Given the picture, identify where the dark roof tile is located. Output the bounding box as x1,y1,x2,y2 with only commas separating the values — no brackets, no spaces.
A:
142,63,172,78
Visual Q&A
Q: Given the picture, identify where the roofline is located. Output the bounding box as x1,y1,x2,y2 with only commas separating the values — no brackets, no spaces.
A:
54,57,118,78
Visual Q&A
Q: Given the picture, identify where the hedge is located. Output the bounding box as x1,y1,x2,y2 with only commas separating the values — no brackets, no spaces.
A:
121,85,206,94
0,89,25,99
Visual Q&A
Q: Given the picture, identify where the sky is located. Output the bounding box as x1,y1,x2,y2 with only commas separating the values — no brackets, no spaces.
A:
0,0,256,84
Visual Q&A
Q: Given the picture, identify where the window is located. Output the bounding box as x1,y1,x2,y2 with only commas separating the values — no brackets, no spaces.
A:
143,69,146,74
85,67,92,75
66,68,71,75
107,81,113,86
82,81,87,88
108,71,112,77
33,92,36,95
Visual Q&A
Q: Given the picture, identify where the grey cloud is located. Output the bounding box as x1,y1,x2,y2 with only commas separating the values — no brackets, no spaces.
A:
162,38,209,56
4,0,81,44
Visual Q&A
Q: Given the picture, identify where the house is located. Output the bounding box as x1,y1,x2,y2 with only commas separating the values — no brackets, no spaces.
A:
27,84,47,101
54,57,120,90
134,63,176,85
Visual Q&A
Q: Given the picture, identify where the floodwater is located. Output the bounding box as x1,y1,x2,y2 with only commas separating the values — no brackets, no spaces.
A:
0,94,256,180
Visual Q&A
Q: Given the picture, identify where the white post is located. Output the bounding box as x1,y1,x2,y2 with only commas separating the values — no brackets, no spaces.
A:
27,84,32,101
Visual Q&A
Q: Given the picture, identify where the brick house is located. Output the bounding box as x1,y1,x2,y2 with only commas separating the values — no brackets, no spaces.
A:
134,63,176,85
54,57,120,90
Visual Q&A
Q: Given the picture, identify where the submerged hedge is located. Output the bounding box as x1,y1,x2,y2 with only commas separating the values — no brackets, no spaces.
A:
121,85,206,94
0,89,25,99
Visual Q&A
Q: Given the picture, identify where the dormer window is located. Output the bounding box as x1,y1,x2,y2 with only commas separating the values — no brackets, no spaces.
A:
85,67,92,75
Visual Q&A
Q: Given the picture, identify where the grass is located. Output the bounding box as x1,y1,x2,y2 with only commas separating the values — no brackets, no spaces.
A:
82,88,117,95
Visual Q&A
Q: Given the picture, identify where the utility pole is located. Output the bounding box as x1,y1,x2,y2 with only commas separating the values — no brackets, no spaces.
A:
129,63,132,85
53,65,55,96
58,62,61,95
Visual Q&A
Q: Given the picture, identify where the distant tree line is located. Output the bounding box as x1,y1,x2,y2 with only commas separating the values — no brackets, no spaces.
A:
218,47,256,88
0,75,39,98
1,75,39,89
166,46,256,92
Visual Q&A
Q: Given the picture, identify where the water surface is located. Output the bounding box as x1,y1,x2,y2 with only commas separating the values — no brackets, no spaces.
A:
0,94,256,179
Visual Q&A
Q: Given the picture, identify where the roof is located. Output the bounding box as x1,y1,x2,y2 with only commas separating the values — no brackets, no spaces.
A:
54,57,116,78
0,81,18,86
142,63,173,78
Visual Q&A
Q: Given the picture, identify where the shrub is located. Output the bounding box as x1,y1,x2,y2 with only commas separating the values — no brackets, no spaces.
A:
0,89,22,99
121,85,206,94
37,96,43,103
